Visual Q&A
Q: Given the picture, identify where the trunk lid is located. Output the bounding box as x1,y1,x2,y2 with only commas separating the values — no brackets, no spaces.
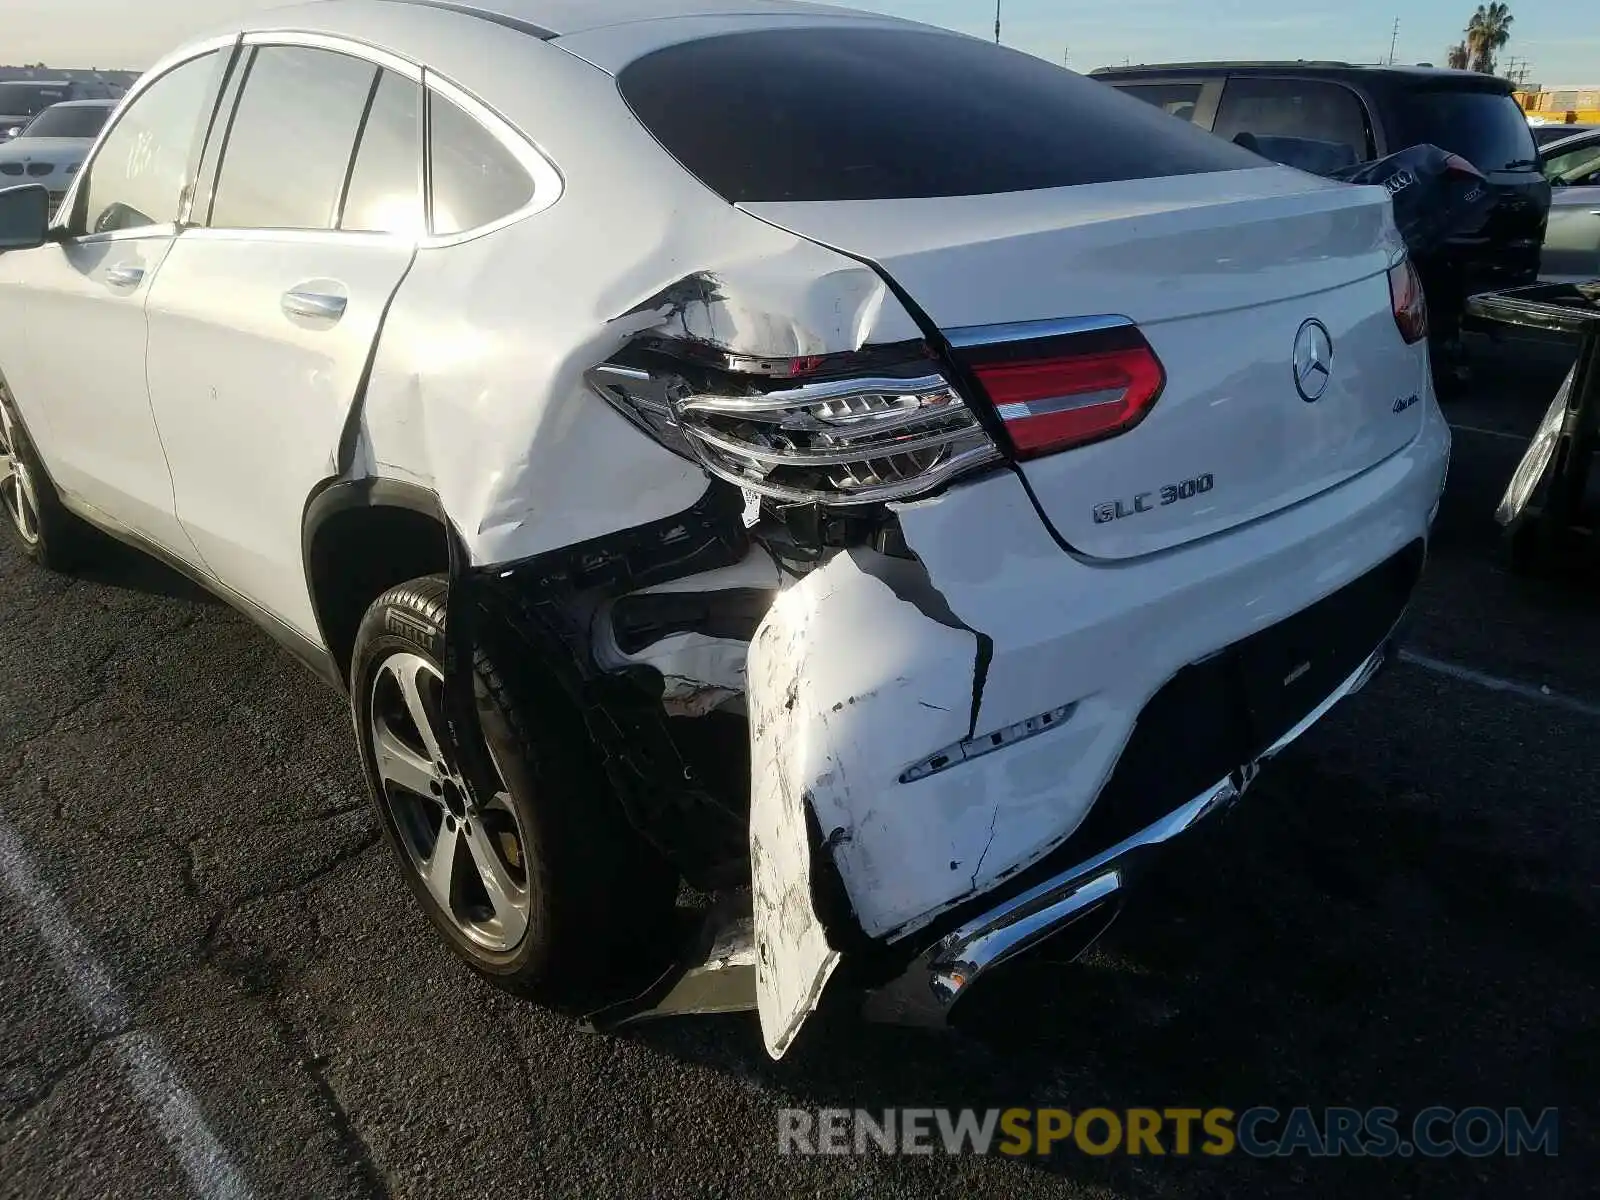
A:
744,167,1430,560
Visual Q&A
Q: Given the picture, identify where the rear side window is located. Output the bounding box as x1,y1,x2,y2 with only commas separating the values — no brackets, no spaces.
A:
1399,90,1539,173
1115,83,1204,122
1212,77,1371,164
617,28,1261,203
427,93,533,235
1546,139,1600,186
210,45,376,230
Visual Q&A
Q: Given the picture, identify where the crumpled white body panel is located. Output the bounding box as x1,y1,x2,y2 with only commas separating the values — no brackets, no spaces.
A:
746,402,1449,1056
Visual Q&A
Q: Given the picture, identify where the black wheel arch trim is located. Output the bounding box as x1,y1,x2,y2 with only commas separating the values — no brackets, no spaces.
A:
300,474,449,686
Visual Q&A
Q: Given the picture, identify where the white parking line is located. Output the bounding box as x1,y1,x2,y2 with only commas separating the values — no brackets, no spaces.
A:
1448,423,1529,443
0,814,253,1200
1398,648,1600,721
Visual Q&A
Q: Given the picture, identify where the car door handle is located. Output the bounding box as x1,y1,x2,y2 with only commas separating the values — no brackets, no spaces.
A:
281,290,347,321
105,265,144,288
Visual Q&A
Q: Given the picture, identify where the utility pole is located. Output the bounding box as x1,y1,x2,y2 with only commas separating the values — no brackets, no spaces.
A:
1387,17,1399,65
994,0,1001,45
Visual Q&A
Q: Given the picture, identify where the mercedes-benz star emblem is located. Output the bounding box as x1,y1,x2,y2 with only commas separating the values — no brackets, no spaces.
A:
1292,319,1334,403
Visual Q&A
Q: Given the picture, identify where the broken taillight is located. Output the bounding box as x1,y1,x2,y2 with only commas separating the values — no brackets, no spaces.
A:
589,354,1002,506
955,325,1166,460
1388,257,1428,345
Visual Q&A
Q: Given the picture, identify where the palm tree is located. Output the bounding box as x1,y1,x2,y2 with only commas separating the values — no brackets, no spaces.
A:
1446,42,1470,70
1465,2,1513,74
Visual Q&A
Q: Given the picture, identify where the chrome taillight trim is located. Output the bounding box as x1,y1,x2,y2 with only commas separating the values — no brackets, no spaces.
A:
594,359,1003,507
688,439,1003,507
689,422,985,470
679,373,954,415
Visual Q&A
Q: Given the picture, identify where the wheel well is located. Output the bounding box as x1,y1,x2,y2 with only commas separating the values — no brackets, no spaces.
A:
306,501,450,687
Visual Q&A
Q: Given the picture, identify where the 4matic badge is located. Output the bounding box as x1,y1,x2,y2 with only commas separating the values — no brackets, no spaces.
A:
1093,473,1215,524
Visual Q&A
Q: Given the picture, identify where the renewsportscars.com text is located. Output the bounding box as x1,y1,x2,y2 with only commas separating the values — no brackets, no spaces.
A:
778,1106,1559,1158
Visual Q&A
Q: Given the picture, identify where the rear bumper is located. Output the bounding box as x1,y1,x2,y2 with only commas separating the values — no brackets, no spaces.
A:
748,395,1450,1055
861,641,1389,1027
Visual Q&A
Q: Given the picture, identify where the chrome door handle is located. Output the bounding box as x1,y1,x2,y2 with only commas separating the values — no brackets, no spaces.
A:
281,290,347,321
105,265,144,288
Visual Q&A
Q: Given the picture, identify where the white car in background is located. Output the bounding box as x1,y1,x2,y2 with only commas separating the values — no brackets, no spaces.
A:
0,100,116,212
0,0,1449,1058
1540,127,1600,282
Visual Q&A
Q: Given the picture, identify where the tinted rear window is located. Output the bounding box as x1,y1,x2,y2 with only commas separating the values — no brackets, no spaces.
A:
22,104,110,139
618,28,1261,203
1399,89,1538,172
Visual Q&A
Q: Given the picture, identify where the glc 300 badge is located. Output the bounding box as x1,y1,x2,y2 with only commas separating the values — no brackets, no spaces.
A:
1094,473,1215,523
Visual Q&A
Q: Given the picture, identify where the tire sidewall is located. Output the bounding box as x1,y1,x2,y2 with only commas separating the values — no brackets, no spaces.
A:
351,591,553,979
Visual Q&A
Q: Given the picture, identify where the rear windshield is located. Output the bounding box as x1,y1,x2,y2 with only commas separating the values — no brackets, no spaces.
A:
1399,89,1539,172
0,83,70,116
22,104,109,139
617,28,1262,203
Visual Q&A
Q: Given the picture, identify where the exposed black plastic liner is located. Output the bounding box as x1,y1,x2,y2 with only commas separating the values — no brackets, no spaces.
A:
443,484,755,883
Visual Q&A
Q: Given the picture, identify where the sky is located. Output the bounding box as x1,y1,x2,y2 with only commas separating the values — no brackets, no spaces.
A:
8,0,1595,86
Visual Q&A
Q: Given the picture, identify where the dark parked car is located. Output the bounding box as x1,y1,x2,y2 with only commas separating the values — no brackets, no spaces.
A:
1093,63,1553,379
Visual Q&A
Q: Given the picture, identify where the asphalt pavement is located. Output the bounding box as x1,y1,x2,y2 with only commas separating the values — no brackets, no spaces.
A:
0,336,1595,1199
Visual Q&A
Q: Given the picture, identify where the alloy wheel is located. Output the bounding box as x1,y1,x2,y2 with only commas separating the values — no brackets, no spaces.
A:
0,398,40,546
369,651,532,951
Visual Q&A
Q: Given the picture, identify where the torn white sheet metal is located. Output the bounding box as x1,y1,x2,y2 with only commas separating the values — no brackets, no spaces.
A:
748,552,977,1056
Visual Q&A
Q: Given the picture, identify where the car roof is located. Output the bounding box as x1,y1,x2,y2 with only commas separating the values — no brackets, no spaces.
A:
42,99,116,108
335,0,856,38
1091,61,1516,93
1544,128,1600,155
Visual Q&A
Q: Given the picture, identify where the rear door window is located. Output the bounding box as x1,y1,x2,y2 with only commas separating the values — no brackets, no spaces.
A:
1115,82,1204,123
1212,77,1372,166
1399,89,1540,172
1546,138,1600,186
209,45,376,230
341,71,423,234
617,27,1261,203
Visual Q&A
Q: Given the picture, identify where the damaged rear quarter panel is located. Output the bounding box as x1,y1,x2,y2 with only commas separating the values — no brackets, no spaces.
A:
349,33,918,568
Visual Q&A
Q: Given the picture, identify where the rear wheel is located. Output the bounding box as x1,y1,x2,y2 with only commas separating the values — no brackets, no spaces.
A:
0,386,93,571
351,575,679,1004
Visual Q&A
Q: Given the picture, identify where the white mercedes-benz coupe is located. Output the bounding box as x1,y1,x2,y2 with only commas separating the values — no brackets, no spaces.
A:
0,0,1449,1057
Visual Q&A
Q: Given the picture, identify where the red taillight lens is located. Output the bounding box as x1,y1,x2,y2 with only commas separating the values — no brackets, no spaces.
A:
971,343,1165,459
1389,258,1428,345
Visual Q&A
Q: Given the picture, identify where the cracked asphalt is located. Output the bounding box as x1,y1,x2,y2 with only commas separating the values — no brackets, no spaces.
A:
1,335,1596,1199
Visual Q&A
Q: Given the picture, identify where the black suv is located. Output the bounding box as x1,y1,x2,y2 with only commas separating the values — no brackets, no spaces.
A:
1093,63,1552,359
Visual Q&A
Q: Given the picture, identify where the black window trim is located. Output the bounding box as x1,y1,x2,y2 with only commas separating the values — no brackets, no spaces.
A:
54,34,242,243
1215,72,1381,161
